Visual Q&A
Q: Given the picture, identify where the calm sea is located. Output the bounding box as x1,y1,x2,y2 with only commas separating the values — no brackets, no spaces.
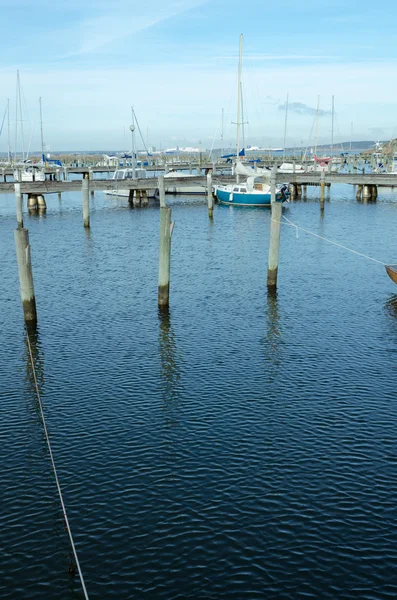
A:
1,185,397,599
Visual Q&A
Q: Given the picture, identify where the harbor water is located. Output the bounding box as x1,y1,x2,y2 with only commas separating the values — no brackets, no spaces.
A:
1,185,397,599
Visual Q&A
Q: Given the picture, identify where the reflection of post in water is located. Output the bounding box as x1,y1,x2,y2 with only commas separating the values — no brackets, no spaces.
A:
23,323,45,405
263,288,281,369
385,295,397,321
158,307,181,403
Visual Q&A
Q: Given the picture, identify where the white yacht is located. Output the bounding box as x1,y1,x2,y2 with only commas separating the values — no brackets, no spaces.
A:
163,170,207,194
104,168,157,198
14,165,46,182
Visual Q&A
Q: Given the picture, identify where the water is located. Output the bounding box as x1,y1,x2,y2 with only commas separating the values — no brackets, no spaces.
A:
1,186,397,599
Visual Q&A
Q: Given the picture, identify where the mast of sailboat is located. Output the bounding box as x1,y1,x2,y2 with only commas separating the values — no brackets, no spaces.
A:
235,34,243,180
331,95,334,157
221,107,224,156
314,95,320,156
283,92,289,161
39,97,45,164
350,122,353,152
7,98,11,164
130,106,136,178
241,83,245,151
17,70,25,162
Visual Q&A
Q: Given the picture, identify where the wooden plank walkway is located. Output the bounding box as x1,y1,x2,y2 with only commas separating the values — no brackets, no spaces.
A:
1,172,397,195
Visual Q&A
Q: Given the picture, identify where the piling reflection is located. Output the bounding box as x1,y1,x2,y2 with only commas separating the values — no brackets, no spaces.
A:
263,288,282,375
384,295,397,321
158,307,182,411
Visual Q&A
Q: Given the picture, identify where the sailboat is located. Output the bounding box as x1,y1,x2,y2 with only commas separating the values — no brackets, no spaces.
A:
105,107,157,198
215,35,287,206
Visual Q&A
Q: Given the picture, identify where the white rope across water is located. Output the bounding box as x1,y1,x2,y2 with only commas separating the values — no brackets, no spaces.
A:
25,332,90,600
277,215,387,266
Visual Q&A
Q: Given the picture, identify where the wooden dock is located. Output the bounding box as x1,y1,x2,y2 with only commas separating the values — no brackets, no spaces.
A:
1,172,397,196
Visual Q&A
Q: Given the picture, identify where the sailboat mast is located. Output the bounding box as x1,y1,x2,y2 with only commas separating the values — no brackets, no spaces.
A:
221,107,224,156
17,70,25,161
314,95,320,156
283,92,289,160
130,106,136,178
14,74,18,163
331,95,334,157
39,97,45,162
7,98,11,164
350,122,353,152
241,83,245,151
236,34,243,163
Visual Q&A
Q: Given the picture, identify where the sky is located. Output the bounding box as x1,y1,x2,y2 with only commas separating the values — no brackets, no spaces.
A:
0,0,396,152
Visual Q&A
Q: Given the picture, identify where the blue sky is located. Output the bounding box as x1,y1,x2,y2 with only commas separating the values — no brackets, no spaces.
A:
0,0,396,151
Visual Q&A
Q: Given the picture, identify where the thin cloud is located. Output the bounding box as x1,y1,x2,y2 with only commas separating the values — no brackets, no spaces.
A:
55,0,208,59
278,101,332,116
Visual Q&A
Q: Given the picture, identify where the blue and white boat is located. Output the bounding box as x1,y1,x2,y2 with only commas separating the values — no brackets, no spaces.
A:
215,34,288,207
215,161,287,206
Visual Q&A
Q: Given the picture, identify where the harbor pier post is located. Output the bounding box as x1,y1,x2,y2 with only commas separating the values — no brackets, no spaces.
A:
14,227,37,323
356,185,363,201
15,183,23,228
128,189,135,207
362,184,371,201
27,194,38,211
320,170,325,210
158,176,173,308
37,195,46,211
371,184,378,200
82,174,90,228
267,169,282,289
207,172,213,218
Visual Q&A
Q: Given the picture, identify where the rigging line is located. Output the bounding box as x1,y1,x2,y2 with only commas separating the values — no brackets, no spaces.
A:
25,331,90,600
133,112,149,157
279,215,386,265
0,102,8,137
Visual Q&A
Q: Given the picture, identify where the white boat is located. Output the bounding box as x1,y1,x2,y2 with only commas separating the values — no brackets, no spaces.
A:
278,162,305,173
14,165,45,182
164,170,206,194
104,167,157,197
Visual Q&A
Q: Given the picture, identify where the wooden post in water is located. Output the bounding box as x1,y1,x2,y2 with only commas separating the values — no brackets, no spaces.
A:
14,228,37,323
82,174,90,228
267,169,282,289
158,175,165,208
207,172,213,218
320,169,325,210
158,177,174,307
15,183,23,228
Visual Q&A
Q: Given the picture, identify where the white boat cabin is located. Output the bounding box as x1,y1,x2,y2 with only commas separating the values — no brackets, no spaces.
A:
112,168,148,180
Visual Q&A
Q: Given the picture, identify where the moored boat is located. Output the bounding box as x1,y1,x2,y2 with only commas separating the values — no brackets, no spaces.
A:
104,168,157,198
385,264,397,284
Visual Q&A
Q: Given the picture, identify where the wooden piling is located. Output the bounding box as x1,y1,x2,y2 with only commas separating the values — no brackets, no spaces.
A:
158,176,166,208
267,170,282,289
82,176,90,228
14,227,37,323
320,169,325,210
356,184,363,201
128,189,135,207
207,172,213,218
158,205,174,307
15,183,23,228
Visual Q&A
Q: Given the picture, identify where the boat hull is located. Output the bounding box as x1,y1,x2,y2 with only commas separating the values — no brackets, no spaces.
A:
385,265,397,284
104,189,157,198
216,187,283,206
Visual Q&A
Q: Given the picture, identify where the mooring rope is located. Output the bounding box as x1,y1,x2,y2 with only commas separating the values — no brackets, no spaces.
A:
25,331,89,600
275,215,387,266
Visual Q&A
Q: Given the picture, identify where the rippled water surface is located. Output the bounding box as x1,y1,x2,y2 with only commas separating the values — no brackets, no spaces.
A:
1,185,397,599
